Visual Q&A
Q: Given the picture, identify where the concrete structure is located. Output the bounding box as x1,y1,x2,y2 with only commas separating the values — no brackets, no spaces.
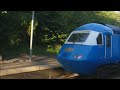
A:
0,57,61,76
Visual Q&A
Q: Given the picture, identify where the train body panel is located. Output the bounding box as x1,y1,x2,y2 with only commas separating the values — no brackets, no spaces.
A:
57,23,120,75
57,44,104,75
112,34,120,60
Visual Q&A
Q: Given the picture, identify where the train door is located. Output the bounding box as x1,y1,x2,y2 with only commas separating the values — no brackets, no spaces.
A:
105,34,112,58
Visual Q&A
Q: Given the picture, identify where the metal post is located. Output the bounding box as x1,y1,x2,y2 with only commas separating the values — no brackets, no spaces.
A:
29,11,35,60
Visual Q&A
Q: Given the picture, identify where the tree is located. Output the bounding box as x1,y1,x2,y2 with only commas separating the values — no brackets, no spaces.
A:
0,11,120,55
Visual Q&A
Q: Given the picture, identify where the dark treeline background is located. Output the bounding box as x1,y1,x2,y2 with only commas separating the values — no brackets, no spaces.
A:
0,11,120,58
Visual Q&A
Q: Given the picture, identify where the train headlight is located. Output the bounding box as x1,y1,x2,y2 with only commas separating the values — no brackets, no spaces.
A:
73,55,77,59
78,55,82,59
73,55,82,59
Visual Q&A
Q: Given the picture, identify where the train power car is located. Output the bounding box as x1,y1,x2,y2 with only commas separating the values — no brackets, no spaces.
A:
57,23,120,75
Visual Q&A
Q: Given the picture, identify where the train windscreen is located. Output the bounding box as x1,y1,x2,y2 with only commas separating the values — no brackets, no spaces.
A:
67,33,89,43
65,30,102,45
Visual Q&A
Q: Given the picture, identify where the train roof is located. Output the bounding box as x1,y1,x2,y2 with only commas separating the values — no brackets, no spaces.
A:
75,23,120,34
104,24,120,34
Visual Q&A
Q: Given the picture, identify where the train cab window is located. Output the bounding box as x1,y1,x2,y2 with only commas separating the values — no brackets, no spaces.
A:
66,30,101,45
106,34,111,47
67,33,89,43
97,33,102,45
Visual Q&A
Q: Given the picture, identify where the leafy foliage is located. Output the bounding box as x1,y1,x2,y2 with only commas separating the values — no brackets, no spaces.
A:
0,11,120,56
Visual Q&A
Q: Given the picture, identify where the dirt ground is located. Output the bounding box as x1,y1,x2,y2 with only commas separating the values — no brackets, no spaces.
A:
1,67,120,79
1,55,120,79
0,68,74,79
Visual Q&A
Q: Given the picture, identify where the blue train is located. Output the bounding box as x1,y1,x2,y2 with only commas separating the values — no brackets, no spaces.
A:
57,23,120,75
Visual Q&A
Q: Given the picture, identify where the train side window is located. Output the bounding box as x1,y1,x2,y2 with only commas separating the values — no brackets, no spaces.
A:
106,34,111,47
97,33,102,45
